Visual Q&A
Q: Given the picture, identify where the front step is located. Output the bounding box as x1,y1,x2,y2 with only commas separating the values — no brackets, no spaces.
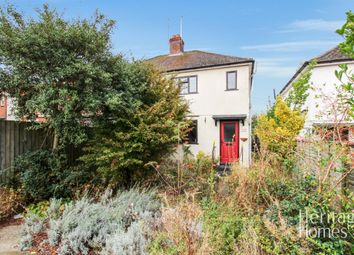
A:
216,164,232,176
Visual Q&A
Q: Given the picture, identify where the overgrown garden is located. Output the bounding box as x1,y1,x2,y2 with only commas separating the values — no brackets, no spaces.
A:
0,5,353,255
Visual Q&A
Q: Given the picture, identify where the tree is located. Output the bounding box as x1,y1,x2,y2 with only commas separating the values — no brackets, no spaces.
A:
0,5,115,150
285,60,316,111
337,11,354,58
0,5,189,187
80,62,189,185
336,11,354,118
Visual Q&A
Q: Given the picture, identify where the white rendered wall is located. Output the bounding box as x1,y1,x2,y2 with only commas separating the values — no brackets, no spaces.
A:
282,61,354,134
172,63,253,166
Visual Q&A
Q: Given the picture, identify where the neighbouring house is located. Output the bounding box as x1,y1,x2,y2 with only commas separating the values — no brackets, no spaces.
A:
280,46,354,187
0,95,45,122
147,34,255,167
0,95,7,119
280,46,354,136
0,95,16,121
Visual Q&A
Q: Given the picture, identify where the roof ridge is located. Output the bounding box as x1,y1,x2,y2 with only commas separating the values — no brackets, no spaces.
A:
187,49,252,60
146,50,253,62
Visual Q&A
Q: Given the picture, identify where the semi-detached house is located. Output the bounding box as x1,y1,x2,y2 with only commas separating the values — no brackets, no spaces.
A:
148,34,255,167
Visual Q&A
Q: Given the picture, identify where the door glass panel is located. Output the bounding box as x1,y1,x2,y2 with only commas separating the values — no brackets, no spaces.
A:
223,123,235,142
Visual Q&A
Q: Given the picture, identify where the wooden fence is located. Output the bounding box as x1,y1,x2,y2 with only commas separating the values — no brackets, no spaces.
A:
297,139,354,191
0,120,52,183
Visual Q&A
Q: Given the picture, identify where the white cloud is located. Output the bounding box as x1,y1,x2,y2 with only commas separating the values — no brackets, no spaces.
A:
278,19,344,33
256,65,296,78
240,40,339,52
255,58,298,78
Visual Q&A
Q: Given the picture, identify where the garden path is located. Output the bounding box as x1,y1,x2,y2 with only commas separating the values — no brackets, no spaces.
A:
0,223,23,255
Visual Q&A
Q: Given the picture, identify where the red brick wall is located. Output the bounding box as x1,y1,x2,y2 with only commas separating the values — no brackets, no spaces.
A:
169,34,184,55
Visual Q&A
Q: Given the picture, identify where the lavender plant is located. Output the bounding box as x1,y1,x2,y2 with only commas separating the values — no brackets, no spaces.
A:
21,188,160,255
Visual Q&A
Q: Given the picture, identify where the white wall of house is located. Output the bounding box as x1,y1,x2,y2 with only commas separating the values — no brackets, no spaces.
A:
172,63,253,166
282,61,354,134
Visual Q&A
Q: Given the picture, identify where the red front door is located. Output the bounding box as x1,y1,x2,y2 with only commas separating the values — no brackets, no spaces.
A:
220,121,239,164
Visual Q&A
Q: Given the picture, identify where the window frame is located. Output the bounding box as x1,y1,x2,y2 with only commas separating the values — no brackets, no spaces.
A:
226,71,238,91
176,75,198,95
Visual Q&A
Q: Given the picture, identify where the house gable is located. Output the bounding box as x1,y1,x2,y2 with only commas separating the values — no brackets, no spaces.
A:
280,46,354,96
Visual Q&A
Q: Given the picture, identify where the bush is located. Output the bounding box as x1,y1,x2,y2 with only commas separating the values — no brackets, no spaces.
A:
201,199,243,255
254,97,304,165
0,187,23,222
14,149,69,201
80,62,189,187
26,201,50,219
21,188,161,255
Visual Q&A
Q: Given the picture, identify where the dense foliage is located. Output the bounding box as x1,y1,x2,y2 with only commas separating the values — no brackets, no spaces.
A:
80,63,188,185
337,10,354,58
13,150,69,201
0,5,188,191
285,60,315,111
336,10,354,118
0,5,116,149
254,97,304,162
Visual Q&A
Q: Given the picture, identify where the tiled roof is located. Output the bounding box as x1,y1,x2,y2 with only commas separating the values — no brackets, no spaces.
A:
280,46,353,94
146,50,253,72
314,46,352,63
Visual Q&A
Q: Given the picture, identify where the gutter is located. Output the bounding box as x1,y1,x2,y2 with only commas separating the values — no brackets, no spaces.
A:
165,60,255,73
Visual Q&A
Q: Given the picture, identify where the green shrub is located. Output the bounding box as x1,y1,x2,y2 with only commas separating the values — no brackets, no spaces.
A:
149,232,181,255
80,62,189,187
201,199,243,254
26,201,50,219
264,175,353,255
26,199,69,220
14,149,69,201
265,175,319,226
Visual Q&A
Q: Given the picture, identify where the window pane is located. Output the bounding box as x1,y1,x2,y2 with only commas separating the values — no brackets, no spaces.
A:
227,72,236,90
189,76,197,93
223,123,235,142
181,82,188,94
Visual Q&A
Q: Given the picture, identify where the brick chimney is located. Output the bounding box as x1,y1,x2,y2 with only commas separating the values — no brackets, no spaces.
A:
169,34,184,55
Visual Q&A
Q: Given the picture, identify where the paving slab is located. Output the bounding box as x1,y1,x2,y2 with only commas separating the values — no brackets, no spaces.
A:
0,224,23,255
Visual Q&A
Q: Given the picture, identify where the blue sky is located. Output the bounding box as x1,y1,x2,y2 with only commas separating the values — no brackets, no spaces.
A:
1,0,353,113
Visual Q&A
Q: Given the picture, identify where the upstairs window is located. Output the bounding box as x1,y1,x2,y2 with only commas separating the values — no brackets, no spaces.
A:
226,71,237,90
183,119,198,144
176,76,198,94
